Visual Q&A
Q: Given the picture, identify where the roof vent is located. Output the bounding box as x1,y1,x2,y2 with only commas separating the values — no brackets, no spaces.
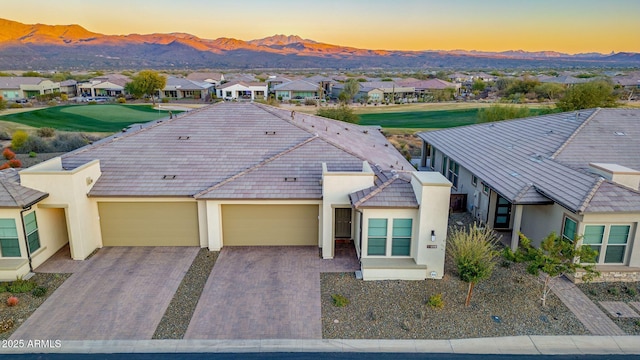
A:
530,154,544,162
363,130,369,134
510,172,520,177
284,177,297,182
178,136,190,140
546,130,554,135
162,175,177,180
265,131,276,135
614,131,626,136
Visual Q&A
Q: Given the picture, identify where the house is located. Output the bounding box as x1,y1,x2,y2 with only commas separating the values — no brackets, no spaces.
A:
216,81,267,100
160,77,214,100
59,80,78,97
272,79,319,101
418,108,640,282
266,76,292,92
398,79,461,98
0,77,60,100
334,81,416,103
1,103,452,282
78,74,129,97
186,72,225,86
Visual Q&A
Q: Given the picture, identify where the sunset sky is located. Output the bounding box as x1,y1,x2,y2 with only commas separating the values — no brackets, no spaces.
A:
3,0,639,54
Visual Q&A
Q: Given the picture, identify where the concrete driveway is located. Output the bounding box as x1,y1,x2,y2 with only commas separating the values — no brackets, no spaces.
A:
11,247,198,340
185,246,359,339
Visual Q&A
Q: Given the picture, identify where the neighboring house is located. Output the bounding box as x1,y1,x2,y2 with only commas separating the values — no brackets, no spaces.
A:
331,82,387,103
59,80,78,97
334,82,415,103
78,74,130,97
0,77,60,100
160,77,214,100
304,75,334,97
398,79,461,98
448,73,472,83
418,108,640,282
538,75,591,85
3,103,452,282
186,72,225,86
272,79,319,101
266,76,292,92
216,81,267,100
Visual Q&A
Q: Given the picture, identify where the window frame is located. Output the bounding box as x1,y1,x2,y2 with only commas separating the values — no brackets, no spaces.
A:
367,218,388,256
582,224,631,265
0,219,21,258
446,158,459,189
391,219,412,256
23,212,41,254
561,215,578,242
471,175,478,186
366,217,413,257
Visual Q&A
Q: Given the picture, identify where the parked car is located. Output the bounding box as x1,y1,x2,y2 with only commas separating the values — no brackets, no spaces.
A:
15,99,29,103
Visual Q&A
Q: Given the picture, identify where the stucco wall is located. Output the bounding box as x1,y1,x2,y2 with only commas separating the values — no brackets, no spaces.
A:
581,212,640,268
520,203,578,247
31,207,69,269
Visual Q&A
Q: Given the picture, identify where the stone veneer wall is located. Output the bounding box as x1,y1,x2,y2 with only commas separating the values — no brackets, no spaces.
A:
571,270,640,284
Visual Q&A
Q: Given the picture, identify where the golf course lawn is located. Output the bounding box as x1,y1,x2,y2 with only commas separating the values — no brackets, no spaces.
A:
0,104,178,132
359,107,553,129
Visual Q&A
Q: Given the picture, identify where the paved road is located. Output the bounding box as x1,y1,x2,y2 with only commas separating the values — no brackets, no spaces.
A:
10,247,198,340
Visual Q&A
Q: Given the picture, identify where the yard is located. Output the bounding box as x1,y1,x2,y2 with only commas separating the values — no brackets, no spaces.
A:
0,104,179,133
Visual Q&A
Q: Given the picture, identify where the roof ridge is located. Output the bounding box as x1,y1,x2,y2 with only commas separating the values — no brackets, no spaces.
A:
578,177,605,213
194,135,319,198
513,183,534,203
353,174,399,208
550,108,601,159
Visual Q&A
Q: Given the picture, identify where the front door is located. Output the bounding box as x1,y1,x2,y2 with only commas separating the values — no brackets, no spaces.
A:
335,208,352,239
493,195,512,229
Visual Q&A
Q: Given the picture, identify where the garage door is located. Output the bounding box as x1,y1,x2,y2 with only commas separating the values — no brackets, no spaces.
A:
98,202,199,246
222,205,318,246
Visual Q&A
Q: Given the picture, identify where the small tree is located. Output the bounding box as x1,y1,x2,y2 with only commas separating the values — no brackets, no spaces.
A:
556,80,618,111
11,130,28,150
447,223,499,307
125,70,167,106
503,232,599,306
316,104,359,124
340,79,360,104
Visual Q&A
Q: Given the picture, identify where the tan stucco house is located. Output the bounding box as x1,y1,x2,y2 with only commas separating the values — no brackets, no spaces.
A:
0,103,451,281
0,77,60,100
419,108,640,282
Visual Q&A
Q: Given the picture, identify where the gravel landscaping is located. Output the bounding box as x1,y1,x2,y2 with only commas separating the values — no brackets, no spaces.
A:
153,248,218,339
0,273,71,340
578,281,640,335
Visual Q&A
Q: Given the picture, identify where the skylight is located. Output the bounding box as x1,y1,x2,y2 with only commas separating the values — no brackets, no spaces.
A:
614,131,626,136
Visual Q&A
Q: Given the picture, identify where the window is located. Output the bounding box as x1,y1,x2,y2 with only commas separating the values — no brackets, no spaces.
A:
583,224,630,264
482,183,489,194
562,216,577,242
472,175,478,186
24,212,40,253
582,225,604,262
447,159,459,188
429,146,435,170
367,219,387,256
441,155,448,176
391,219,412,256
0,219,20,257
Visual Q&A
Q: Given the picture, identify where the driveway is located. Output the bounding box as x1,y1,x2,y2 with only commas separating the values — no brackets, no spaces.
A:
11,247,198,340
185,246,359,339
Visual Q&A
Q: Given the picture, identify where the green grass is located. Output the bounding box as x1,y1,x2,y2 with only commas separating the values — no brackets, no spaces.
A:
359,108,552,129
0,104,179,132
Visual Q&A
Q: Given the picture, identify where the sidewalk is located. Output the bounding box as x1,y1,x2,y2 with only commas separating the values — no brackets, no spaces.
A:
1,336,639,354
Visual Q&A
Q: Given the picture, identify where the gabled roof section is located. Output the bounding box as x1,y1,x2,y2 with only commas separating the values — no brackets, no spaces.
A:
272,79,318,92
584,181,640,213
0,77,48,89
0,169,48,208
350,172,418,209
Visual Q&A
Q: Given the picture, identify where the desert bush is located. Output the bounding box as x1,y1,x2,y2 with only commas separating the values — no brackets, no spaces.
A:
161,97,170,103
11,130,28,150
0,319,14,333
117,97,126,104
7,159,21,168
626,287,638,297
6,296,18,307
36,127,56,138
88,100,97,105
8,278,36,293
31,286,47,298
608,286,620,296
331,294,350,307
0,163,8,170
47,100,57,106
0,131,10,141
9,103,23,109
427,293,444,309
51,133,88,152
304,98,317,106
60,93,68,101
2,148,15,160
16,136,52,153
29,151,37,158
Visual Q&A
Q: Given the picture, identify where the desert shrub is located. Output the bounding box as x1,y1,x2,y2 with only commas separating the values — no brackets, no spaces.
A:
608,286,620,296
2,148,15,160
331,294,350,307
0,131,11,141
31,286,47,298
0,283,7,292
16,136,52,153
626,287,638,297
7,159,21,168
88,100,97,105
29,151,37,158
36,127,56,138
9,103,23,109
6,296,18,307
51,133,88,152
117,97,126,104
161,98,170,103
8,278,36,293
11,130,28,150
47,100,57,106
304,98,316,106
316,104,360,124
427,293,444,309
60,93,68,101
0,163,8,170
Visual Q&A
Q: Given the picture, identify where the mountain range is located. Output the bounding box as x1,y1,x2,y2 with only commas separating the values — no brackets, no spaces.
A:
1,18,638,70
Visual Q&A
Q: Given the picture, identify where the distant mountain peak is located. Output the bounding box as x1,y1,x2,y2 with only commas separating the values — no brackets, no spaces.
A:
249,34,316,46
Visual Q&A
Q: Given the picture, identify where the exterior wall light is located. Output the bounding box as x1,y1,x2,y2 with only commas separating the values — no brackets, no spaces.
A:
431,230,436,242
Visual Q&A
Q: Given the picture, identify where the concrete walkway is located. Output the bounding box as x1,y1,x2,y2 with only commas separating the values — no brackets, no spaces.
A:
550,276,625,335
1,336,639,355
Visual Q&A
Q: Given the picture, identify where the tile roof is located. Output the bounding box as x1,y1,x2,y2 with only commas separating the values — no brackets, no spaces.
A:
584,181,640,213
0,169,48,208
165,77,213,91
0,77,48,89
419,108,640,213
62,102,413,200
186,72,224,82
397,79,457,90
349,171,418,209
272,80,318,92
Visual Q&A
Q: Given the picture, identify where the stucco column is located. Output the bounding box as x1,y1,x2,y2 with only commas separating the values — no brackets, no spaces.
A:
420,141,428,168
510,204,524,251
